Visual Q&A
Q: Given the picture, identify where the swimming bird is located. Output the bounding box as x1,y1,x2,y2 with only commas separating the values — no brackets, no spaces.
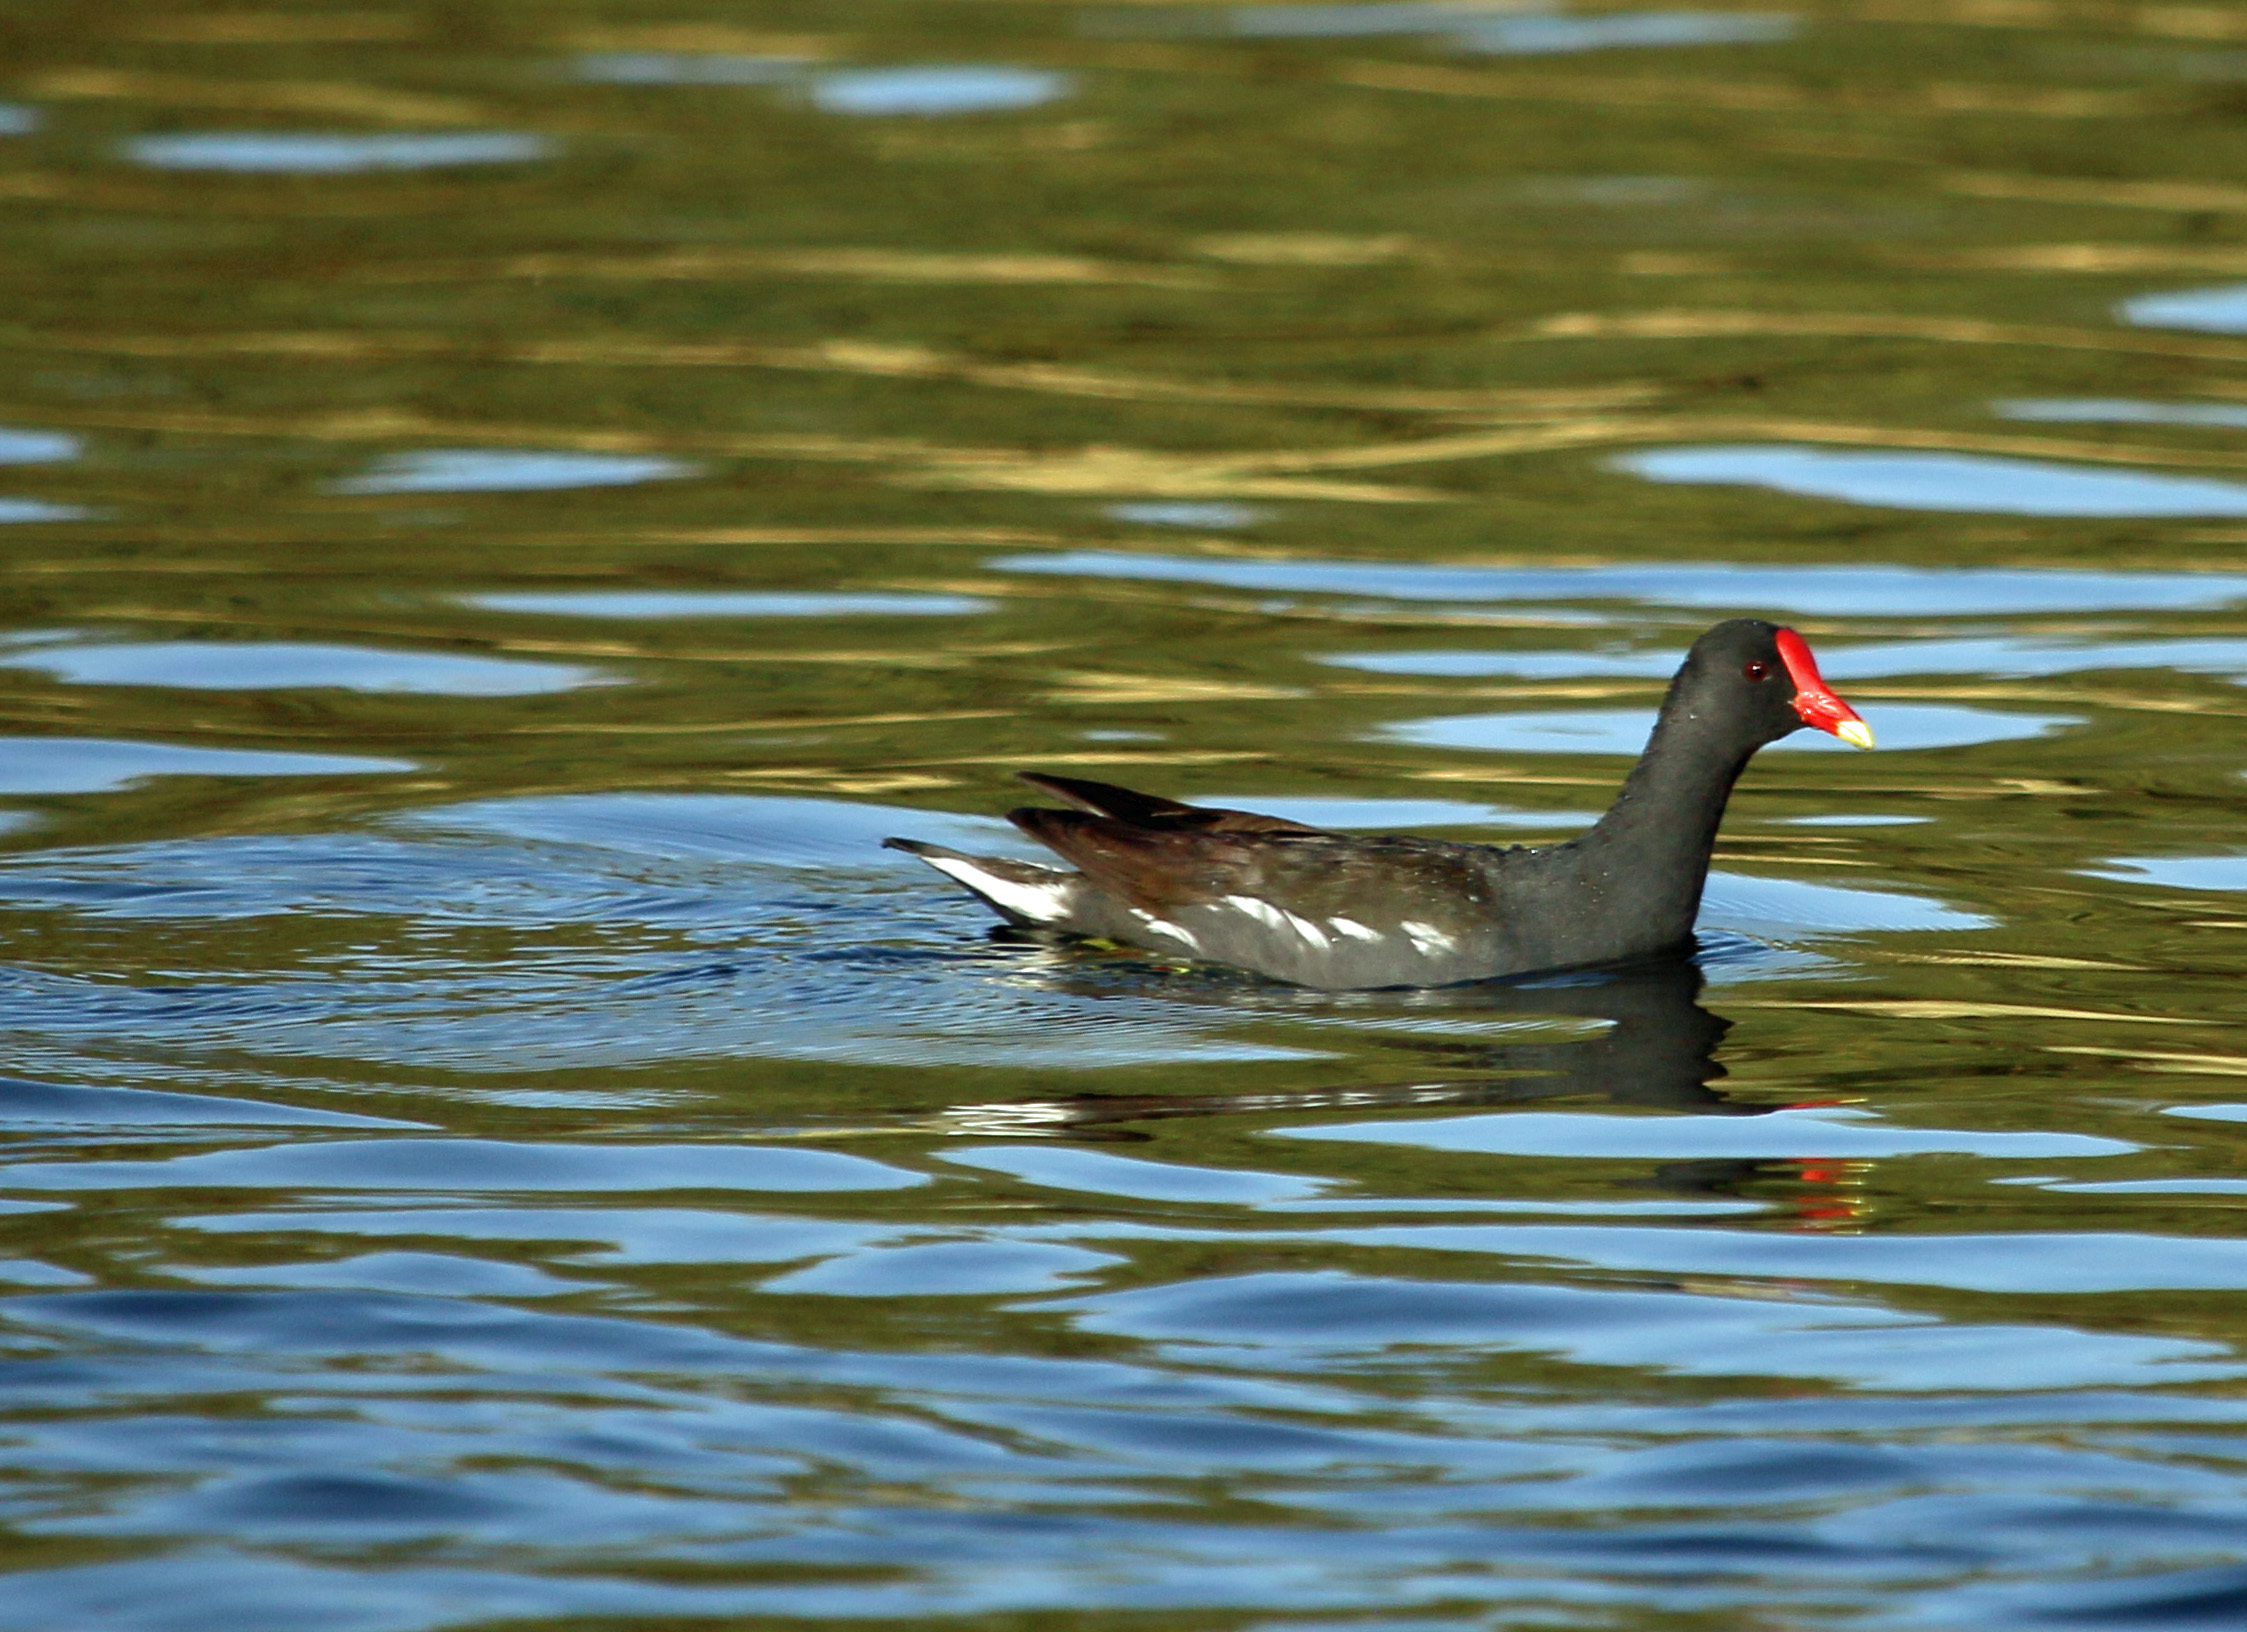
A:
886,619,1872,989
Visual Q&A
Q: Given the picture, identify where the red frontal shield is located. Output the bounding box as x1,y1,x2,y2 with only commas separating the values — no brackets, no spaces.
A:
1776,629,1873,749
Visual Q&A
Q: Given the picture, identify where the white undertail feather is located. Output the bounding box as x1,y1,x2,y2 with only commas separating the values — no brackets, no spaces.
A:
920,854,1075,925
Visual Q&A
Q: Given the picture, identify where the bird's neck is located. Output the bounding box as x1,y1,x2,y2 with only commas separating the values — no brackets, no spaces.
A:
1577,692,1758,940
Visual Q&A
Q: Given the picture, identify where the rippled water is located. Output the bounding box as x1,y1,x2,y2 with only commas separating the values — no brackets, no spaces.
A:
7,2,2247,1628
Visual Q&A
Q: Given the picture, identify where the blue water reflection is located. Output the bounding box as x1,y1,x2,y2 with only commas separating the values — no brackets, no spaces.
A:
2085,854,2247,891
0,500,92,524
0,429,77,463
0,738,411,794
333,449,695,494
810,67,1072,116
0,1077,414,1129
123,133,557,173
2120,283,2247,332
1617,445,2247,516
0,1259,84,1286
946,1144,1333,1204
996,550,2247,614
2169,1104,2247,1124
0,639,600,695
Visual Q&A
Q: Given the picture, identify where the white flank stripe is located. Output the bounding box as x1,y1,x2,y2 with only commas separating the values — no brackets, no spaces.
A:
1224,894,1332,949
924,856,1073,924
1130,908,1199,948
1400,919,1459,956
1223,894,1289,932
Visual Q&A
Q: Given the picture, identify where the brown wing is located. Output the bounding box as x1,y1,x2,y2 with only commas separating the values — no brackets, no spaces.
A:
1014,772,1327,837
1008,806,1312,910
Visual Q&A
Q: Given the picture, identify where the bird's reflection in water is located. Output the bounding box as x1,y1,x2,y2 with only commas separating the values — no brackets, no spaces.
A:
945,954,1757,1138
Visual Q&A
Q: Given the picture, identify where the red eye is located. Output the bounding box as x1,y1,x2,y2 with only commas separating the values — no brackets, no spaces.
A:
1744,661,1769,681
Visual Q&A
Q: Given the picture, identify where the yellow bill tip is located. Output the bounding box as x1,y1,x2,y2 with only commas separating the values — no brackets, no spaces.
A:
1836,719,1875,751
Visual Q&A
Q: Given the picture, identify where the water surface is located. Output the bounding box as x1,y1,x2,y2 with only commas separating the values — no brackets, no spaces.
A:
5,3,2247,1628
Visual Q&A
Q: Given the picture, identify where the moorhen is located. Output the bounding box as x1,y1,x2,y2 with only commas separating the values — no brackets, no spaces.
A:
886,619,1872,989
